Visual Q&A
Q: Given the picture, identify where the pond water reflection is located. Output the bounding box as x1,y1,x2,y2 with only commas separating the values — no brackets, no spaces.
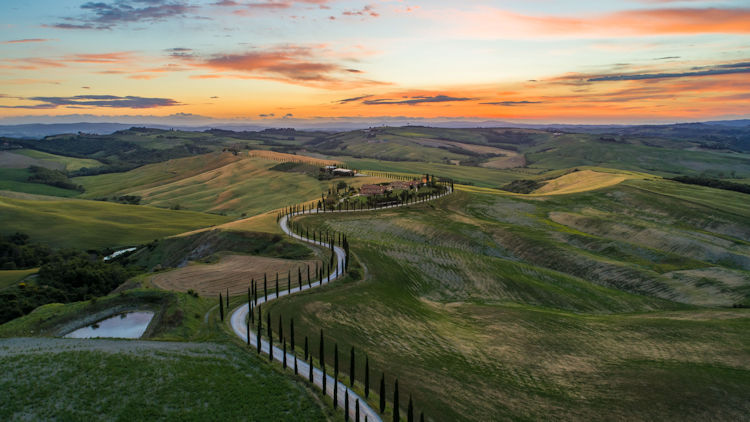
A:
64,311,154,339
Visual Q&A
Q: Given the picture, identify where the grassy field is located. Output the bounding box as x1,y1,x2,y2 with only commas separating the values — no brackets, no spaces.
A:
524,134,750,178
0,276,333,421
130,228,330,297
345,157,531,187
0,339,329,421
77,153,388,217
265,180,750,421
14,149,102,171
531,169,638,195
0,195,230,249
0,168,80,197
0,269,37,290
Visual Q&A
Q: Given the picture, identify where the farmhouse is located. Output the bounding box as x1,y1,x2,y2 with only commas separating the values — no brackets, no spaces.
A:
390,180,420,190
359,184,388,196
332,168,355,177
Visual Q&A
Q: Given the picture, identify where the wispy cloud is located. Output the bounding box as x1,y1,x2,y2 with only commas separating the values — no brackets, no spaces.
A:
336,94,372,104
363,95,474,105
588,61,750,82
342,4,379,18
481,101,542,106
3,38,54,44
50,0,195,30
214,0,332,15
441,7,750,39
176,45,385,88
1,95,181,109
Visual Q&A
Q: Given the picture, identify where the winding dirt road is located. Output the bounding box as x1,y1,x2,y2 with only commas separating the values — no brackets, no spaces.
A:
230,187,452,421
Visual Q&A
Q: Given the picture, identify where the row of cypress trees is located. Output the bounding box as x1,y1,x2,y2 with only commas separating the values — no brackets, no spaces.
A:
275,176,453,223
251,312,426,422
239,176,451,420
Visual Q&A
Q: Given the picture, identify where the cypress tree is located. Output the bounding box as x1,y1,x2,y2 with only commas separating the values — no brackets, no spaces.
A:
420,412,424,422
408,395,413,422
379,373,386,413
246,313,250,346
283,337,287,369
334,343,339,379
275,273,279,298
334,372,338,409
350,346,356,387
279,315,283,343
320,329,326,393
345,389,349,421
247,286,251,310
287,269,291,291
267,312,272,362
364,355,370,398
257,304,262,354
298,267,302,290
226,288,229,308
309,355,314,383
307,265,311,286
290,318,295,353
219,293,224,321
393,379,399,422
264,274,267,302
304,336,309,360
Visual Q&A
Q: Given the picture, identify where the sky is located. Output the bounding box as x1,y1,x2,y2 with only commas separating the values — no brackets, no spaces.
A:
0,0,749,126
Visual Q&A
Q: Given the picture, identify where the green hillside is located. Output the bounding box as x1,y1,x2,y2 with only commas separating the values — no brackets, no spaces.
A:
0,195,230,249
13,149,102,171
0,168,81,198
267,178,750,421
77,153,387,217
0,340,328,421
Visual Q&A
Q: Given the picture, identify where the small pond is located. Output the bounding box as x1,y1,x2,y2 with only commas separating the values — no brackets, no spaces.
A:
64,311,154,339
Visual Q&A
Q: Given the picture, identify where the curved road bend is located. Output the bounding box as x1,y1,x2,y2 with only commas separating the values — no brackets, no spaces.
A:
231,187,452,422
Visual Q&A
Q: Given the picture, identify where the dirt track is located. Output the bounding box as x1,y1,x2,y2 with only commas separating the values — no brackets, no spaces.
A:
151,254,320,297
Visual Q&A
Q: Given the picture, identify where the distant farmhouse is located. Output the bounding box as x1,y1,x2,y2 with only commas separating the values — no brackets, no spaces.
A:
332,168,355,177
390,180,421,190
359,179,424,196
322,165,357,177
359,184,388,196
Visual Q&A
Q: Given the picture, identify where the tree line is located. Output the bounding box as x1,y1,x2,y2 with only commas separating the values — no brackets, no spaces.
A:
670,175,750,195
247,308,426,422
0,232,135,324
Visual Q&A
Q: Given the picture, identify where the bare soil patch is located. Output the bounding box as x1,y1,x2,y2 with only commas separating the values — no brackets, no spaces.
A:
151,254,319,297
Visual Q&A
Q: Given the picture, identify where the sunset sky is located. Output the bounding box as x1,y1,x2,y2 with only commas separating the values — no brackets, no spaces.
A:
1,0,749,125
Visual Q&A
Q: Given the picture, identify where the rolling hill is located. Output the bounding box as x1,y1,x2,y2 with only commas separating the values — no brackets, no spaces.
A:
266,177,750,421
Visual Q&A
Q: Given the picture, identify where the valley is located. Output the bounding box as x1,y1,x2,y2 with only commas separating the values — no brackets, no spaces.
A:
0,124,749,421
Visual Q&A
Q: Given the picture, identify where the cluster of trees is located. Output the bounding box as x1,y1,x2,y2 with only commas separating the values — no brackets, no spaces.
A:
0,232,50,270
18,132,212,176
93,195,142,205
0,233,135,324
274,175,452,222
671,175,750,195
500,179,545,194
27,165,84,192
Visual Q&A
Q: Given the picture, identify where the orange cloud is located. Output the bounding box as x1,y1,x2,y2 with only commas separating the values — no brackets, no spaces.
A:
443,7,750,39
2,38,54,44
177,45,386,89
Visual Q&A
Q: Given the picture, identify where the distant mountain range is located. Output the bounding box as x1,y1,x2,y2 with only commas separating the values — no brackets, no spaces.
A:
1,119,748,139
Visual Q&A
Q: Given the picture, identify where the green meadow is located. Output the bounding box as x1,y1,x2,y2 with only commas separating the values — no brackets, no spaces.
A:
0,195,230,249
267,179,750,421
